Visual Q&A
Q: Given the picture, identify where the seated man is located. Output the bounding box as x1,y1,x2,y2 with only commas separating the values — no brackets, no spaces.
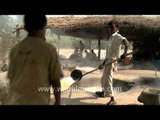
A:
84,49,92,59
69,47,80,59
79,41,85,58
90,49,99,61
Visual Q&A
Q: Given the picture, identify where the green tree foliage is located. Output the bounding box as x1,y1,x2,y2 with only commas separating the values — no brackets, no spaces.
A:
0,15,26,38
0,15,14,34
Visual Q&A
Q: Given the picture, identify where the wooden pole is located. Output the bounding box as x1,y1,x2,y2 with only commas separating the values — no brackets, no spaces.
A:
98,37,101,60
57,34,60,55
89,39,91,51
98,29,101,60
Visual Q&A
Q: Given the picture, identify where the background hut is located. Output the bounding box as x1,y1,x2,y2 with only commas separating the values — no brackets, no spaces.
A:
47,15,160,60
15,15,160,60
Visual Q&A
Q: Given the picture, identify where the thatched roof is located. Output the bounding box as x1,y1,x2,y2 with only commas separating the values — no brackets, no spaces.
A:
47,15,160,40
47,15,160,28
15,15,160,59
16,16,160,40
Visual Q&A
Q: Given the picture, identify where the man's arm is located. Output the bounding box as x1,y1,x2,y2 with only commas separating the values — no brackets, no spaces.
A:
121,38,129,59
50,80,61,105
99,54,110,69
49,46,64,105
123,39,129,55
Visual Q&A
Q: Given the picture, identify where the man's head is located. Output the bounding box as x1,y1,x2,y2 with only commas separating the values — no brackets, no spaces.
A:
84,49,89,53
24,14,47,37
108,20,119,34
91,49,94,53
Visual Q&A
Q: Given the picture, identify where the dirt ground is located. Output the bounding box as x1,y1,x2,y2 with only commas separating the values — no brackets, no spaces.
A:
1,48,160,105
50,49,160,105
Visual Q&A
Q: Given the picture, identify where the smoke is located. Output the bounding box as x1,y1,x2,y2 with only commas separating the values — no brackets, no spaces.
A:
137,77,160,89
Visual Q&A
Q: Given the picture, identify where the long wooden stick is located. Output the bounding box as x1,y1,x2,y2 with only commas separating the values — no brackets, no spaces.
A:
82,50,137,77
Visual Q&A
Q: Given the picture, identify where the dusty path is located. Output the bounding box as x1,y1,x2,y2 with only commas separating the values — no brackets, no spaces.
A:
50,68,160,105
1,49,160,105
50,49,160,105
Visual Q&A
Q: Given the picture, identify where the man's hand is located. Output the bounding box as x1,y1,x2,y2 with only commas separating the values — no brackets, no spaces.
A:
99,64,104,69
120,53,127,60
50,80,61,106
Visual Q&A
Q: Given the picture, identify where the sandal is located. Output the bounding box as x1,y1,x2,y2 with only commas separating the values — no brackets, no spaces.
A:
95,91,106,97
106,100,117,105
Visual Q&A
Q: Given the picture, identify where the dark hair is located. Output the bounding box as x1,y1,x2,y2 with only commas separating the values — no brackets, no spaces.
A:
24,14,47,31
108,20,119,28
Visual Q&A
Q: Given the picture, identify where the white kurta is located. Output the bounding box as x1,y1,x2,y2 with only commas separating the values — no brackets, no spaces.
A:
101,32,127,96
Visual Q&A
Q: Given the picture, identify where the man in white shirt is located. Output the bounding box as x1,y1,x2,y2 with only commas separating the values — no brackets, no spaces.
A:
96,20,129,105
